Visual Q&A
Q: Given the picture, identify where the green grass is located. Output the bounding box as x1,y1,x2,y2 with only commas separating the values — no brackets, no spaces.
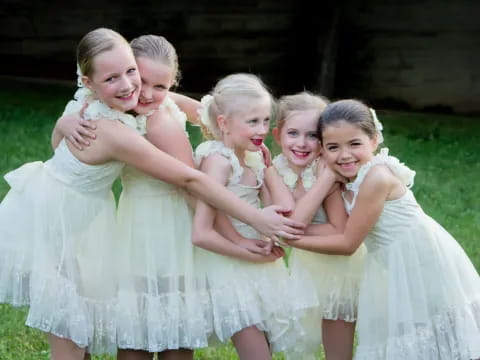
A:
0,79,479,359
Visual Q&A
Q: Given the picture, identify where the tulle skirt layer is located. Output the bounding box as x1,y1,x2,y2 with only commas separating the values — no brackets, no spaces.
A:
0,162,118,354
195,248,319,353
114,176,212,352
355,217,480,360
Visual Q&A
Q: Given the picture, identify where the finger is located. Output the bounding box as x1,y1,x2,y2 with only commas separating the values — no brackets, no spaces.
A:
282,225,304,235
74,133,90,146
282,218,306,229
78,127,96,140
277,230,301,240
81,120,97,130
68,135,82,151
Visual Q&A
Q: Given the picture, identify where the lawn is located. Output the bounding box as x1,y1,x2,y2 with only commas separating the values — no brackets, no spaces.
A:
0,79,479,359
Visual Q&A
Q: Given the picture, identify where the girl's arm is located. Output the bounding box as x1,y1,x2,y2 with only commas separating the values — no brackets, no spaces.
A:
305,188,347,235
289,159,337,224
146,107,195,166
286,166,394,254
192,154,280,262
169,92,201,125
99,121,305,239
262,166,296,210
51,111,96,150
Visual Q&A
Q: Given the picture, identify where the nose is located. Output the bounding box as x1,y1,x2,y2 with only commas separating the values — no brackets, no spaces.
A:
140,85,152,100
338,146,351,160
296,135,307,148
119,75,133,91
257,122,268,136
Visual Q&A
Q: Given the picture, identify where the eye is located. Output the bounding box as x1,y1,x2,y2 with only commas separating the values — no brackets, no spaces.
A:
326,145,338,151
104,76,115,83
248,118,259,125
154,84,168,90
351,141,362,147
127,68,137,74
287,130,298,137
307,132,318,139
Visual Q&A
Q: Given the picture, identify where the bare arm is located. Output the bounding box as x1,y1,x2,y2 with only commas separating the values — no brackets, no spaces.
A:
262,166,295,210
305,188,347,235
192,155,280,262
169,92,201,125
98,121,305,239
51,103,96,150
286,166,394,254
289,159,337,224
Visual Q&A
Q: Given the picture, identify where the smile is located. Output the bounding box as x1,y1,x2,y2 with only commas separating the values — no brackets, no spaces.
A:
117,89,136,100
338,161,357,170
292,150,310,158
251,139,263,146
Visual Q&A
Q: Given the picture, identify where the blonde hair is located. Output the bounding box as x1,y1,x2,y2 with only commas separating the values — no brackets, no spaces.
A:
276,91,329,131
130,34,180,86
200,73,272,140
77,28,129,77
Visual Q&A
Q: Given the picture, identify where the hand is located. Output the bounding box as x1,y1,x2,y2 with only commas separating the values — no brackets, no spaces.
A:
260,143,272,167
242,247,284,263
57,109,97,150
315,157,339,185
253,205,305,242
237,237,273,255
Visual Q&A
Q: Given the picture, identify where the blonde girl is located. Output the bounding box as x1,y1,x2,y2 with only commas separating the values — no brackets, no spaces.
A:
193,74,317,360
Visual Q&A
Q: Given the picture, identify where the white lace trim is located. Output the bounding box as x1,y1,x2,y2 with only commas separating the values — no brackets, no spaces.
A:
160,96,188,129
81,100,147,135
343,148,416,211
272,154,317,191
194,141,264,185
355,298,480,360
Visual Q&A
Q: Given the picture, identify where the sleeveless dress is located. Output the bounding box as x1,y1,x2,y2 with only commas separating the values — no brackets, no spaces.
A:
274,154,366,322
115,97,211,352
0,99,131,354
194,141,317,353
346,149,480,360
273,154,366,356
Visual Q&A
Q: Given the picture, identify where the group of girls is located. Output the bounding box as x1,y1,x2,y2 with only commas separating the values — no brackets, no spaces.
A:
0,26,479,360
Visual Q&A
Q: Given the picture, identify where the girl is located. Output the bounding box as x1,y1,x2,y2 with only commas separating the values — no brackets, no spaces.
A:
271,92,366,360
0,28,303,360
192,74,317,360
285,99,480,359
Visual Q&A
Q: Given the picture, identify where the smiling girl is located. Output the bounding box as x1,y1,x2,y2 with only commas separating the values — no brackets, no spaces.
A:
285,99,480,360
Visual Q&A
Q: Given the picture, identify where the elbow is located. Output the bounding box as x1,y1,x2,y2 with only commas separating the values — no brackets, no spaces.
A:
342,242,360,256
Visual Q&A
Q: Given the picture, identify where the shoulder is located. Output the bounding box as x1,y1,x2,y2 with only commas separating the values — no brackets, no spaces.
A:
198,153,232,185
359,164,397,199
199,152,231,171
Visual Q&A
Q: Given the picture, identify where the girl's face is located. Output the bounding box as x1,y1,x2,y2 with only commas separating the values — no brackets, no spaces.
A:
83,42,140,112
134,56,175,115
321,120,378,180
273,110,321,173
221,96,271,156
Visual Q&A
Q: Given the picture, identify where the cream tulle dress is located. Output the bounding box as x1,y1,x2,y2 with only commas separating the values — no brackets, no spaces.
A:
347,149,480,360
114,97,211,352
194,141,318,353
0,98,134,354
273,154,366,355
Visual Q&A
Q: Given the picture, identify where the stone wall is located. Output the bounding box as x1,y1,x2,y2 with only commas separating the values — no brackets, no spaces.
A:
1,0,479,113
336,0,480,113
